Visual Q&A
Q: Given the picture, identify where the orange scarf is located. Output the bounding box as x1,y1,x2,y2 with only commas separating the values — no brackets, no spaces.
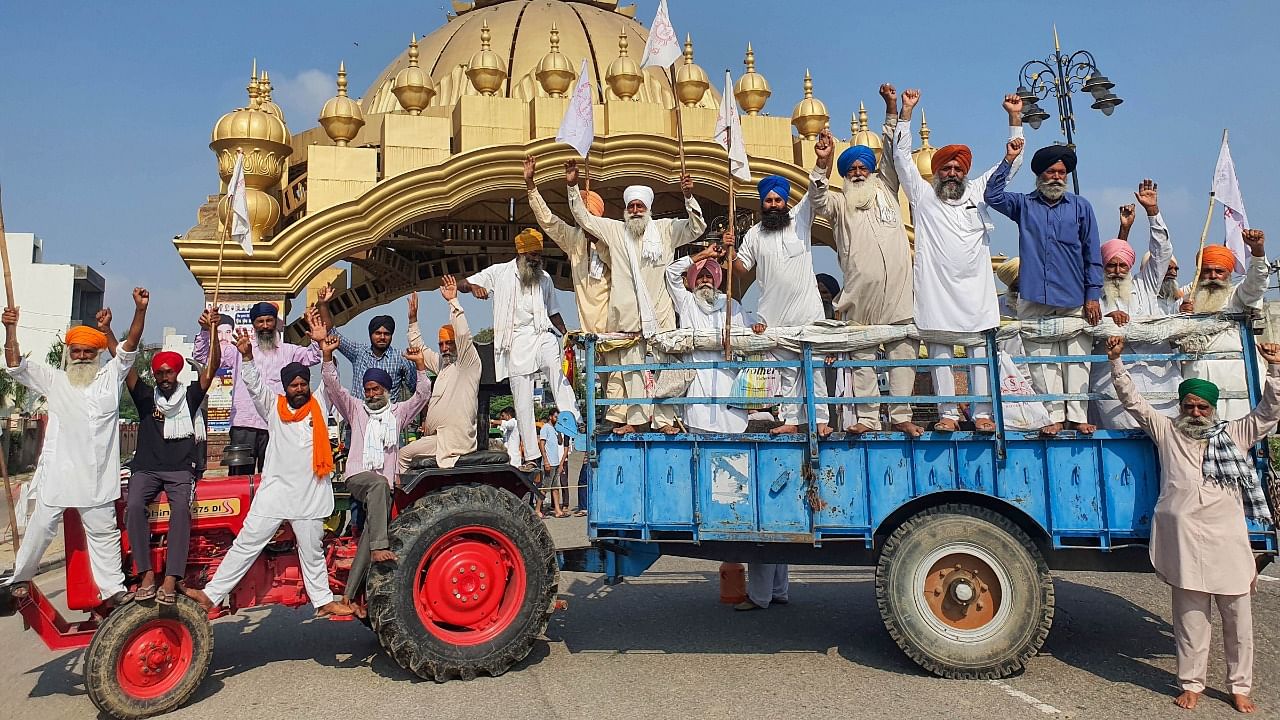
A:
276,395,335,478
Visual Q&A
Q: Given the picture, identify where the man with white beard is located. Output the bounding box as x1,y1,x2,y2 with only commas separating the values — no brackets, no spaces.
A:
809,83,920,436
1178,231,1271,420
566,161,706,434
1087,180,1180,428
727,175,831,437
194,300,321,474
894,88,1026,432
661,244,747,434
1,289,148,606
399,275,482,471
460,229,577,472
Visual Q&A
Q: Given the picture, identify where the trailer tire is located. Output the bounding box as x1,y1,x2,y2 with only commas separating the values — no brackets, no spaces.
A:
84,596,213,719
875,503,1053,679
367,483,557,681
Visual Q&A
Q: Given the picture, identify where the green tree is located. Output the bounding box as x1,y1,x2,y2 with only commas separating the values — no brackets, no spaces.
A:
474,327,494,344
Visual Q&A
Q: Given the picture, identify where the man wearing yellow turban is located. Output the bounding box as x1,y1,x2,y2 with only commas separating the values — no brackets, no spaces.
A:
2,288,149,607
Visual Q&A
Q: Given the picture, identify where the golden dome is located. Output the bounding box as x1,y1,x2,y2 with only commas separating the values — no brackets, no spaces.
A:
791,69,828,141
211,69,289,150
319,62,366,147
850,101,882,166
535,24,576,98
393,35,437,114
210,64,292,192
913,110,938,180
606,30,642,100
358,1,715,113
257,70,286,124
734,43,770,116
673,34,709,107
467,20,508,96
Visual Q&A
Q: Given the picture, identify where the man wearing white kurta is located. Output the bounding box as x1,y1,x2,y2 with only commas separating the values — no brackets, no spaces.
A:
1088,180,1179,428
185,336,353,617
894,89,1025,431
566,161,706,433
1180,231,1271,421
463,228,577,471
730,175,831,436
809,84,918,435
2,292,148,605
663,247,748,434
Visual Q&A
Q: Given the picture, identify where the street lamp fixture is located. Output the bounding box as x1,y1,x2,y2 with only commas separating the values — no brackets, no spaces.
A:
1012,27,1123,193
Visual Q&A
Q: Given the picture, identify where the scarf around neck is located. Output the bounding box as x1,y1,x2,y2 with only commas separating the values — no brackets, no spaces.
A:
276,394,335,478
1187,421,1273,523
154,383,205,442
620,230,660,338
362,401,398,472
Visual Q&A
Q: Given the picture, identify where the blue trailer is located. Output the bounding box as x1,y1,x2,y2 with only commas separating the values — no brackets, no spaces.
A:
556,316,1278,680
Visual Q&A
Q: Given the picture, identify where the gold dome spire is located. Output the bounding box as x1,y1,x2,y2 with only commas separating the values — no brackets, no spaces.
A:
257,70,287,124
790,69,828,141
246,61,261,109
734,43,770,116
850,100,882,160
913,110,938,180
673,34,709,107
606,29,643,101
536,24,577,98
467,20,508,96
211,61,289,153
319,62,366,147
393,34,436,114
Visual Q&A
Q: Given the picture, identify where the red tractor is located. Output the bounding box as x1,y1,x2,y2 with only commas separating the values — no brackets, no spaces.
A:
0,453,558,719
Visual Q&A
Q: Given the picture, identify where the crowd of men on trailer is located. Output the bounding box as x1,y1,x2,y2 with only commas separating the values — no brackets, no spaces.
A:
2,84,1276,713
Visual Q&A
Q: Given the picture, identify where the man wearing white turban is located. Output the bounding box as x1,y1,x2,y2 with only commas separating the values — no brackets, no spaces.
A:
566,161,706,433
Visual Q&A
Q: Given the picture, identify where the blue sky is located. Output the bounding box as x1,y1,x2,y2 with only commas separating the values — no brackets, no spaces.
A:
1,0,1276,342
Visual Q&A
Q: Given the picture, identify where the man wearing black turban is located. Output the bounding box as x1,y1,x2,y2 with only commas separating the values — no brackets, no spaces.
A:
315,289,418,399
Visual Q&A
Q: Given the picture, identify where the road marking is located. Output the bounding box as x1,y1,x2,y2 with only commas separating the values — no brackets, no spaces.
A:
989,680,1061,715
1259,574,1278,583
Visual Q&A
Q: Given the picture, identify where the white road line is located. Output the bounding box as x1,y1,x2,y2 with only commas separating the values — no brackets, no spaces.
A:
1259,574,1278,583
989,680,1062,715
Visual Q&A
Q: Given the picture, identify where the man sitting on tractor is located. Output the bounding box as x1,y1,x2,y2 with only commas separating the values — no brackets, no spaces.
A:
184,330,355,617
2,289,149,607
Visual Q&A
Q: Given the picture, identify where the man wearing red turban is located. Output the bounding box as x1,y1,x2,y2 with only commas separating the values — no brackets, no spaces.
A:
2,288,149,607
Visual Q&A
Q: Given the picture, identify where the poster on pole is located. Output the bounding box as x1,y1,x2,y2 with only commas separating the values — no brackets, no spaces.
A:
202,300,280,433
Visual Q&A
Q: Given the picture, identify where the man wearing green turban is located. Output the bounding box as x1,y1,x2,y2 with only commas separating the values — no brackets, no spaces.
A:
1108,335,1280,713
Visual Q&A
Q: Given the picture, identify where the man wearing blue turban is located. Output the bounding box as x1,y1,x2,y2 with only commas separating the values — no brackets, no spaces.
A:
808,83,921,436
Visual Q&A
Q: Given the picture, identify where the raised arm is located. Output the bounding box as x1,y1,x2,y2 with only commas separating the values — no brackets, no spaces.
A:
122,288,148,353
96,308,119,359
566,160,617,242
876,83,901,193
1230,229,1269,310
972,95,1027,192
526,156,578,253
1107,337,1165,436
809,128,843,221
665,173,707,248
1234,342,1280,445
235,330,274,419
319,335,357,423
397,346,433,421
892,89,933,203
1132,180,1170,295
200,308,222,392
983,141,1025,220
440,275,476,364
666,254,696,306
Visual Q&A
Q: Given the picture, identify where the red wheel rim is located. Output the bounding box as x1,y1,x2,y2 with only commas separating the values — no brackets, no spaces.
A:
414,525,527,646
115,619,195,700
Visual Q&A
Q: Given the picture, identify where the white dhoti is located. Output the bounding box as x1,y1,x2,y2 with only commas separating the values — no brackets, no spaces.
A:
202,511,334,608
510,332,578,463
746,563,789,609
1172,587,1253,696
7,496,125,599
773,349,829,426
846,338,918,429
1018,299,1090,424
927,342,991,421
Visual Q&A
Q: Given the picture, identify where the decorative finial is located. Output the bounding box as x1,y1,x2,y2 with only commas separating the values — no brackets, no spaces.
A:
395,34,436,113
319,60,365,146
247,60,261,107
336,61,349,96
467,19,508,96
858,101,869,131
744,43,757,73
1053,24,1060,51
683,34,694,64
618,29,630,56
791,69,828,141
919,110,932,145
734,42,770,115
408,34,420,65
480,20,492,50
536,23,576,98
673,33,709,107
802,69,813,98
606,26,643,100
550,23,560,52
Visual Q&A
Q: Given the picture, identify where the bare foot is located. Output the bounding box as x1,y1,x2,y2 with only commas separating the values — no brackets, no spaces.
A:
846,422,873,434
1174,690,1200,710
1069,421,1097,435
1233,693,1256,713
371,549,397,563
934,418,959,432
770,424,799,435
816,423,833,438
1039,422,1062,437
891,421,924,437
612,424,637,435
315,600,355,617
659,425,679,435
8,581,31,600
973,418,996,433
183,587,214,611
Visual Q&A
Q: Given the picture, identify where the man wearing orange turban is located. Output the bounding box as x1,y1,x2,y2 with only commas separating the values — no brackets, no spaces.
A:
1,288,149,607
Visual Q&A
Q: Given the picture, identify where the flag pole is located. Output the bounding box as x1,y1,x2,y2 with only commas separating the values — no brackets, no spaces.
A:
1188,128,1228,308
0,186,20,555
724,162,736,361
669,64,688,179
212,221,229,308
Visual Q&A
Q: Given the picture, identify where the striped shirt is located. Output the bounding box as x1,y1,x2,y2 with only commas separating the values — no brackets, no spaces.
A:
337,333,419,399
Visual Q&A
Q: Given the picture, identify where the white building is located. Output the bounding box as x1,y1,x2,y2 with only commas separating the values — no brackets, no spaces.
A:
160,326,198,384
5,232,105,363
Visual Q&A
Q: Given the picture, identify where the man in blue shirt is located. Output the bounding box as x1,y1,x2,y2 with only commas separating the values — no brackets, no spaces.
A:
316,287,418,399
986,141,1103,435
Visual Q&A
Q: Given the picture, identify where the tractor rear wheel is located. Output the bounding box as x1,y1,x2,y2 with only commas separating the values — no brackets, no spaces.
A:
367,483,557,681
84,596,213,719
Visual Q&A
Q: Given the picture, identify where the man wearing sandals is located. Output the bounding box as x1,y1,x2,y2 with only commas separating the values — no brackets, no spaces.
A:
124,308,222,605
185,331,354,617
1,289,149,608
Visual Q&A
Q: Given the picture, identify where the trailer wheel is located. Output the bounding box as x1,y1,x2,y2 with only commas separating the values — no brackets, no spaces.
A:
84,597,213,719
367,483,557,681
875,503,1054,679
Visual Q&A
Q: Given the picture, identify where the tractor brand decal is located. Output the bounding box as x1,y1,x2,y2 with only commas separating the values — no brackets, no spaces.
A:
147,498,240,522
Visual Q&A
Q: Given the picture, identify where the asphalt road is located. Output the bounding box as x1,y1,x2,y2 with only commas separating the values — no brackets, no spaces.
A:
4,548,1278,720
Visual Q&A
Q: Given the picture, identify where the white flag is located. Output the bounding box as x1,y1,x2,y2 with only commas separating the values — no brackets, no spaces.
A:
227,152,253,256
1211,134,1248,273
555,59,594,158
641,0,681,69
714,71,751,182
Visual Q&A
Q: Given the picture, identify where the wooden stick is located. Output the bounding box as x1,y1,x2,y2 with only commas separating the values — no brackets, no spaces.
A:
724,174,736,361
669,64,688,179
1187,192,1217,306
212,219,229,308
0,188,18,554
0,187,13,309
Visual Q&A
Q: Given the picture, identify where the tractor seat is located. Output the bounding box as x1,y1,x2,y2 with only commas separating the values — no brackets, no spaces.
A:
406,450,512,471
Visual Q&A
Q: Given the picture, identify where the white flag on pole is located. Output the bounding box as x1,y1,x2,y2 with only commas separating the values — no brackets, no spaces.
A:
641,0,681,69
1211,133,1248,272
714,71,751,182
227,152,253,256
555,59,594,158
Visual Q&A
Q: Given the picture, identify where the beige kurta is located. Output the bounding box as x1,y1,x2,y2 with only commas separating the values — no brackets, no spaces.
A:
408,297,481,468
1181,255,1271,420
1113,357,1280,595
528,186,611,334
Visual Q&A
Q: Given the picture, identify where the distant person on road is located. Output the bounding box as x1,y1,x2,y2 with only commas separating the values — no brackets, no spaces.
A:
539,409,569,517
1109,334,1278,714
